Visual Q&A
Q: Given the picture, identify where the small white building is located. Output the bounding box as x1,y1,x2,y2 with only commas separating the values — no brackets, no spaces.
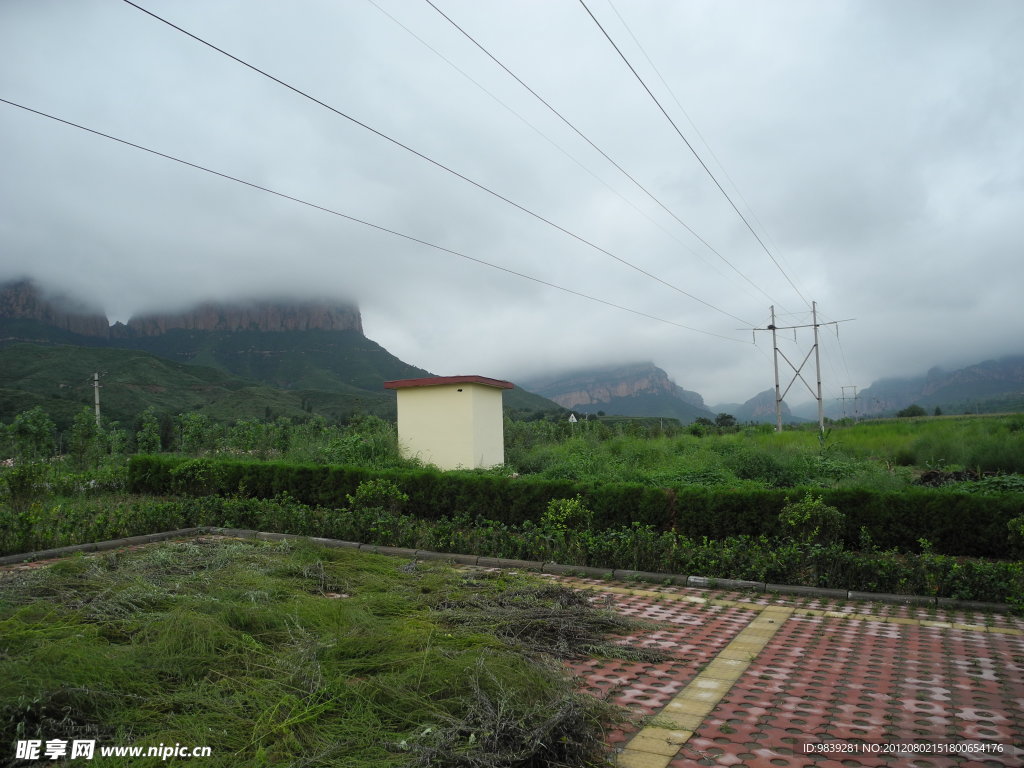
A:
383,375,513,470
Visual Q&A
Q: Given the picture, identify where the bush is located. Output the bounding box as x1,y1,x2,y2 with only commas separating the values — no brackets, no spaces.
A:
169,459,226,496
779,492,846,546
1009,515,1024,559
126,457,1020,558
1,462,49,511
3,494,1022,604
344,478,408,515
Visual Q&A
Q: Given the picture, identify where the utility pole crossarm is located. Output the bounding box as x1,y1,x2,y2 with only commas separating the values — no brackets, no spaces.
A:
743,306,855,435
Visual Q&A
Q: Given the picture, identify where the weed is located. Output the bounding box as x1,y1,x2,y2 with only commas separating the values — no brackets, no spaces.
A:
0,539,653,766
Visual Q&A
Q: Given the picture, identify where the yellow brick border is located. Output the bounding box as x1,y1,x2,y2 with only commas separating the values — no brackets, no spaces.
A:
615,605,794,767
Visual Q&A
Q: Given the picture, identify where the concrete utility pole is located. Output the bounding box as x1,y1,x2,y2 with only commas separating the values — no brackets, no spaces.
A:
770,306,783,433
93,372,101,428
748,304,853,435
812,301,824,433
838,385,860,421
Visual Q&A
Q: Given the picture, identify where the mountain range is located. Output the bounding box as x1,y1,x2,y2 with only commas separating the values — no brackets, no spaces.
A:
2,279,1021,427
810,357,1024,419
0,280,558,427
523,363,801,424
532,355,1023,424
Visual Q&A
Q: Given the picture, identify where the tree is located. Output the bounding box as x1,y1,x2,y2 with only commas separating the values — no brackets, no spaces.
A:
69,406,104,469
715,412,737,428
136,407,162,453
178,412,217,455
106,421,128,456
10,406,56,461
897,404,927,418
933,406,943,416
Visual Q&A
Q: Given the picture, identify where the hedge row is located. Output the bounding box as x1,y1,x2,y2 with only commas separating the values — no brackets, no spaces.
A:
126,456,1022,558
3,495,1021,603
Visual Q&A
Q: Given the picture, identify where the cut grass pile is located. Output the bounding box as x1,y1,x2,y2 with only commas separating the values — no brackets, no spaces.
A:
0,538,662,767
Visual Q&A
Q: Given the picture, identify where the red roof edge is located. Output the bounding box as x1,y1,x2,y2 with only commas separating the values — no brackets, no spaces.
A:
384,375,514,390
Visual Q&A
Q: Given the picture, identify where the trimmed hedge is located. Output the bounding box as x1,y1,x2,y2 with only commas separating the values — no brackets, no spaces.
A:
126,456,1022,558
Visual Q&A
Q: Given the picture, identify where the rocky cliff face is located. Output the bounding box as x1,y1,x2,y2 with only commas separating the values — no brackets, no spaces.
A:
526,363,705,410
0,280,363,339
855,356,1024,416
124,300,362,336
0,279,111,338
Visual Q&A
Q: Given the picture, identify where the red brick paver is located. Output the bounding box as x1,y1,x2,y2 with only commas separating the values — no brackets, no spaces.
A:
541,574,1024,768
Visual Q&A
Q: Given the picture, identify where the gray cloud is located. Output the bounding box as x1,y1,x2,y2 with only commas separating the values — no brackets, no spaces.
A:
2,0,1022,404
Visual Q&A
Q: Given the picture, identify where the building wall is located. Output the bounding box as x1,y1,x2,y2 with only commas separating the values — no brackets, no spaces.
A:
469,385,505,468
395,383,505,470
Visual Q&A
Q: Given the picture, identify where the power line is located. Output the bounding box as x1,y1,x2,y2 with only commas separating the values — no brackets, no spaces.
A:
421,0,781,310
120,0,753,327
366,0,732,287
818,308,854,386
577,0,811,309
0,96,745,344
603,0,802,301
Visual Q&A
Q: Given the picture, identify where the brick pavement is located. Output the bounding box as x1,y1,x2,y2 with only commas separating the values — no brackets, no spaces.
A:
546,574,1024,768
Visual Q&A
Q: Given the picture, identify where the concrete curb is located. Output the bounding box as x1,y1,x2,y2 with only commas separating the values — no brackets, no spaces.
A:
0,527,1015,612
0,528,205,567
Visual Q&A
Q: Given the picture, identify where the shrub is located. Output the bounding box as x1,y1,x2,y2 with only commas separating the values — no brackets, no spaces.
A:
1,462,49,511
1009,515,1024,559
169,459,226,496
126,457,1019,558
541,496,593,535
779,492,846,546
344,478,409,515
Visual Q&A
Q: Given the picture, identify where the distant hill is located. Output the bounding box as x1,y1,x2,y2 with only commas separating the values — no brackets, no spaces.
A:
0,280,560,424
838,356,1024,417
0,342,373,429
522,363,714,423
711,389,804,425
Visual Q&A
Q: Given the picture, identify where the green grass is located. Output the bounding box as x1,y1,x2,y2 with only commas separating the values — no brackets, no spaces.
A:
0,538,657,767
504,415,1024,486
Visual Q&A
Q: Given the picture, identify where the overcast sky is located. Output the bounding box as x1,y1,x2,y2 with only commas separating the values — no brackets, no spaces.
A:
2,0,1022,404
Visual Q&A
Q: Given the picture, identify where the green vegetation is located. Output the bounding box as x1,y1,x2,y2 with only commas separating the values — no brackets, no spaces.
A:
0,341,561,431
1,537,652,766
898,404,928,418
2,488,1020,604
2,406,1022,604
506,414,1024,483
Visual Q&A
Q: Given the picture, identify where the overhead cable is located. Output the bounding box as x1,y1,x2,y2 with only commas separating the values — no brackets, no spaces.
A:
121,0,753,327
0,96,745,344
578,0,811,309
367,0,734,288
422,0,781,308
604,0,801,301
